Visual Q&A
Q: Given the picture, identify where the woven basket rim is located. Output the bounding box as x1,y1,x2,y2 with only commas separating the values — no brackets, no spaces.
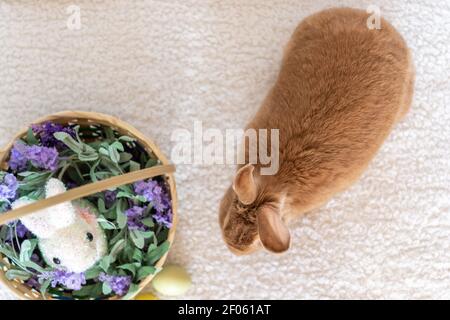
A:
0,110,178,300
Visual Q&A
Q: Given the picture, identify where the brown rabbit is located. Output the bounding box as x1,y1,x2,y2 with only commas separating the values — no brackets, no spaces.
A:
219,7,415,255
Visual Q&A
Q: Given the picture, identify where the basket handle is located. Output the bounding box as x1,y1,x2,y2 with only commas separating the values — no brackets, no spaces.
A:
0,164,175,226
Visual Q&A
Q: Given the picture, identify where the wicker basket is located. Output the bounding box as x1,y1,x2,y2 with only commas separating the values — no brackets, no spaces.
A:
0,111,177,300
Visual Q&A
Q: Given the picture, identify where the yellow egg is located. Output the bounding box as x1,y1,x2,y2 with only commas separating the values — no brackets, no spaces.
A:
135,292,159,300
152,265,192,296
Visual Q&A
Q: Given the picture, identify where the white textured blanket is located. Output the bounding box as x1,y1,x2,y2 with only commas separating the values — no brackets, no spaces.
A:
0,0,449,299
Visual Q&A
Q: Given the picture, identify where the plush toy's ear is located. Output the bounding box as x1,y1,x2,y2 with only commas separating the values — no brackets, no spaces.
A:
257,205,290,253
44,178,76,229
12,198,58,238
232,164,257,205
15,178,76,238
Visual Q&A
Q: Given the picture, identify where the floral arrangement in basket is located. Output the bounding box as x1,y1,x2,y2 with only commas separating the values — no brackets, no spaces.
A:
0,119,175,299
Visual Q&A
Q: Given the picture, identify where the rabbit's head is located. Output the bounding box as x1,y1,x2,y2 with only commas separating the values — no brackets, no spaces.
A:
12,178,107,273
39,199,107,273
219,164,290,255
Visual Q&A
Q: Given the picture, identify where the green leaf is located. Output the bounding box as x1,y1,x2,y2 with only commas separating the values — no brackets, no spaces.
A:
132,248,143,262
103,208,116,220
100,156,122,175
118,263,138,276
73,125,82,141
156,228,169,243
122,244,134,262
95,171,113,180
116,211,127,229
67,163,85,184
119,152,133,163
116,199,127,229
145,158,158,168
19,240,32,263
54,132,82,153
99,222,117,230
140,230,154,239
72,283,103,299
0,225,8,242
104,127,115,140
17,171,36,177
111,141,124,152
19,171,52,191
109,239,126,262
118,185,133,193
141,217,154,228
99,147,109,156
22,171,49,182
116,191,146,203
78,151,99,162
146,243,156,254
97,198,107,213
116,191,133,199
40,279,52,299
0,245,18,261
89,160,101,182
22,260,45,273
102,282,112,295
91,282,104,298
26,128,39,145
98,216,118,230
129,160,141,172
109,145,121,164
109,228,126,246
84,266,102,280
5,269,31,281
146,241,170,265
99,256,111,272
130,230,144,249
72,284,95,298
137,266,156,281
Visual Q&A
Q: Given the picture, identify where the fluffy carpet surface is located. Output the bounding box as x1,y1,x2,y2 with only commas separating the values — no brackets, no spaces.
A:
0,0,449,299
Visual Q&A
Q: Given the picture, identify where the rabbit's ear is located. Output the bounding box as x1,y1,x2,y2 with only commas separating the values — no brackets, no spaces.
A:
12,198,58,238
232,164,257,205
44,178,76,230
15,179,76,238
257,205,290,253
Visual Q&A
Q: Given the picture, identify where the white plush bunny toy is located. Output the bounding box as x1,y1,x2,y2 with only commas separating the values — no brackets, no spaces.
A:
12,178,107,273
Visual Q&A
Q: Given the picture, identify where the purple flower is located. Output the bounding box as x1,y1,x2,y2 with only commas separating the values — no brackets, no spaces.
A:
99,273,131,296
32,122,75,149
154,208,173,228
15,221,29,238
6,221,29,242
25,276,41,290
133,179,173,228
8,143,28,171
125,206,146,230
104,190,117,208
6,221,30,243
9,142,59,172
30,253,44,266
0,174,18,202
38,269,86,291
26,145,59,171
134,180,158,202
66,181,78,189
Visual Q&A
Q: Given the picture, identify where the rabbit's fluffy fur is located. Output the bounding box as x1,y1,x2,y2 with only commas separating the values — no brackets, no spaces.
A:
219,8,415,255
